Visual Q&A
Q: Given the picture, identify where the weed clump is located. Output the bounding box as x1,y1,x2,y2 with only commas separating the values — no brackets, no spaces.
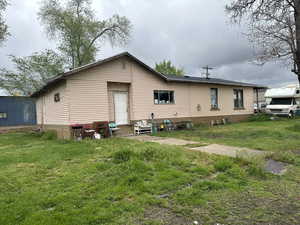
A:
248,113,271,122
113,149,134,163
269,151,296,165
139,147,159,161
287,123,300,132
246,162,267,178
214,158,234,172
41,130,57,140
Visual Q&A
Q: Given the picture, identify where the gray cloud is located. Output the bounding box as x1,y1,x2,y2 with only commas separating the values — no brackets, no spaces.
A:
0,0,298,96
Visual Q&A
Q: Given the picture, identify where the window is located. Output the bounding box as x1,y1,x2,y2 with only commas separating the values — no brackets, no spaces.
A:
234,89,244,109
54,93,60,102
270,98,293,105
154,90,175,104
0,112,7,119
210,88,218,109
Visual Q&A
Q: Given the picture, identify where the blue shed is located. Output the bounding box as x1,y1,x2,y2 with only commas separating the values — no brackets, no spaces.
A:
0,96,37,127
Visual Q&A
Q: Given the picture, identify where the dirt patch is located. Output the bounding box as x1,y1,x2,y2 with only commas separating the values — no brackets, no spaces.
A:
138,206,193,225
264,159,289,175
292,150,300,155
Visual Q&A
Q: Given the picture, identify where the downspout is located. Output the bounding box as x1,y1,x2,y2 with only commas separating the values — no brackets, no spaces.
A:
41,94,45,130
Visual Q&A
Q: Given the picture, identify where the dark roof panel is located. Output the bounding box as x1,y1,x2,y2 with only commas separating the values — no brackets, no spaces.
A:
163,75,263,87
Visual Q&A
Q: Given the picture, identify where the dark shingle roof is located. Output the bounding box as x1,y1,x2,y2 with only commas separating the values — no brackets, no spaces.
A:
31,52,265,97
163,74,263,88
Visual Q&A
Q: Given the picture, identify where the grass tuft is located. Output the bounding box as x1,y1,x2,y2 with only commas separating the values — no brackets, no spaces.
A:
287,123,300,132
246,163,267,178
214,158,234,172
247,113,272,122
41,130,58,140
269,151,299,165
112,148,134,163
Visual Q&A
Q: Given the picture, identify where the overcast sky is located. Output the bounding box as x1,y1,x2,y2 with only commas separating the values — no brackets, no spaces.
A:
0,0,298,95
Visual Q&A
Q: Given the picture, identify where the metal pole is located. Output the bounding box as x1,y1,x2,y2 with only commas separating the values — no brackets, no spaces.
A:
256,88,259,112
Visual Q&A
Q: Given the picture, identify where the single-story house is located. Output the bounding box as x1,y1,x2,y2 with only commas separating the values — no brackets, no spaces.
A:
31,52,265,139
0,96,36,127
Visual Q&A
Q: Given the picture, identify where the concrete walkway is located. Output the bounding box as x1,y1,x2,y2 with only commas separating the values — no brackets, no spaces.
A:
126,135,269,158
190,144,270,158
125,135,200,146
125,135,288,175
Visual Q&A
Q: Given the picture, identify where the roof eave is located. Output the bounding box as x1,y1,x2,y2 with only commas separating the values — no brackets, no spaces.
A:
165,78,265,88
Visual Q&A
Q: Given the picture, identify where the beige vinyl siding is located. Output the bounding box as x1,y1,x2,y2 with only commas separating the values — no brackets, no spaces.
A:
67,59,133,124
36,56,254,126
130,61,253,120
189,85,253,117
36,81,69,125
36,97,43,125
131,62,191,120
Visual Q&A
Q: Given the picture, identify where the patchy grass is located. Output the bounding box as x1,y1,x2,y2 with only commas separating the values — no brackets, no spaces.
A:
0,126,300,225
155,118,300,152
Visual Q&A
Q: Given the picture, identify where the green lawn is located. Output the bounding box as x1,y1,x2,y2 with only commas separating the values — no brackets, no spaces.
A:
156,118,300,152
1,119,300,225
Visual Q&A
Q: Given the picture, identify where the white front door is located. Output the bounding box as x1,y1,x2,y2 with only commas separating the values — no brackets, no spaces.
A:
114,92,129,125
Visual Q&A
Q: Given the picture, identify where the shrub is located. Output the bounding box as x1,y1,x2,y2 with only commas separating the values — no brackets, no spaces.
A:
41,130,57,140
214,158,234,172
248,113,271,122
113,149,134,163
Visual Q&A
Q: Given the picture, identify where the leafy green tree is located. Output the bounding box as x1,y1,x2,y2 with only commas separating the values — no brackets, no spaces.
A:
0,0,9,44
155,60,184,76
0,50,65,96
39,0,132,68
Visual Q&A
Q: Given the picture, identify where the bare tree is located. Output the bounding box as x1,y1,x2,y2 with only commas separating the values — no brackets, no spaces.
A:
226,0,300,85
0,0,9,44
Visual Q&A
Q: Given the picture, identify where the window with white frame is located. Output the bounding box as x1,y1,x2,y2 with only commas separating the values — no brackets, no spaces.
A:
234,89,244,108
210,88,218,109
154,90,175,104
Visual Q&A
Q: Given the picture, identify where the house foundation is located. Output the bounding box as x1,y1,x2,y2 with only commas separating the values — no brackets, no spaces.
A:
39,114,252,139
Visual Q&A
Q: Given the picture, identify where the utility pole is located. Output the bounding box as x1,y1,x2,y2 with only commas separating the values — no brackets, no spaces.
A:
202,65,213,79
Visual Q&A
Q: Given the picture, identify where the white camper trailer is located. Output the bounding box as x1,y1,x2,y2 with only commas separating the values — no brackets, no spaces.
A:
265,87,300,117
